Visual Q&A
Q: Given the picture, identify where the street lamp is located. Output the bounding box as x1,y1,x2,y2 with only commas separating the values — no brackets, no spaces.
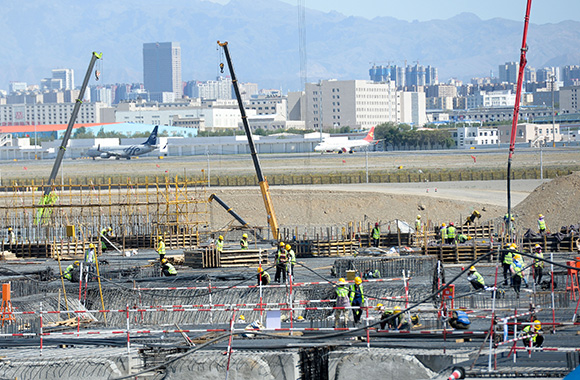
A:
551,74,556,147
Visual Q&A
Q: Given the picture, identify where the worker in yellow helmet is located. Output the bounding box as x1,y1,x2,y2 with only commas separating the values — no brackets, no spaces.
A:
349,276,365,326
467,266,486,291
334,278,350,328
161,258,177,276
274,242,288,283
157,235,166,261
501,243,515,286
415,215,422,234
84,243,96,265
520,320,543,347
63,261,80,282
216,235,224,253
240,233,249,250
393,305,409,330
257,266,270,286
372,222,381,247
286,243,296,279
538,214,546,235
440,223,448,243
533,244,544,285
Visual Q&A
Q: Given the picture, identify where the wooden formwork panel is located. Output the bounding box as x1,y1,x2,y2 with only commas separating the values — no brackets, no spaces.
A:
184,248,267,268
423,243,495,264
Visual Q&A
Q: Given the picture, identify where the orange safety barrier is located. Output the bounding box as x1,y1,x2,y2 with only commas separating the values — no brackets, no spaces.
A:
1,283,14,326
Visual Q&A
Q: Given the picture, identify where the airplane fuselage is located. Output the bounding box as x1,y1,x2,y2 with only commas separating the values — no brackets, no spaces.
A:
87,144,157,160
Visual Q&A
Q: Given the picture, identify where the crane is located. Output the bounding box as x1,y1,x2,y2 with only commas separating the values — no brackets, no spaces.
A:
217,41,280,240
36,51,102,225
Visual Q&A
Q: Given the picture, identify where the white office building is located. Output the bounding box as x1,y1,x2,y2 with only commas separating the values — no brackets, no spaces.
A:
453,126,499,148
0,102,105,126
305,79,398,130
467,90,517,109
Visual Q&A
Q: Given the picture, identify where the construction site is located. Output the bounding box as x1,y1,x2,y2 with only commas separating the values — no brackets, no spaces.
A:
2,34,580,379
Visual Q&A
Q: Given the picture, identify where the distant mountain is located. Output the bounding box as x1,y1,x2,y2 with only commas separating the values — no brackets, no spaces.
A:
1,0,579,92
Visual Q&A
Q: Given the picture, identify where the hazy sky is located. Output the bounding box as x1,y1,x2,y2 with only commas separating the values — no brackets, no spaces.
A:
272,0,579,24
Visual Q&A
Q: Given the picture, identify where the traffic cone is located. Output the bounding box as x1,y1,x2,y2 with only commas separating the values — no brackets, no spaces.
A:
448,366,465,379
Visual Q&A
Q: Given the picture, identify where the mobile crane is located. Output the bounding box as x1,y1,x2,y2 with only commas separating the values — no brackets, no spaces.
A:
217,41,280,240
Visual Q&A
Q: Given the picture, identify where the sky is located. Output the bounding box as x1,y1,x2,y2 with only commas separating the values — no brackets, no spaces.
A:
270,0,580,24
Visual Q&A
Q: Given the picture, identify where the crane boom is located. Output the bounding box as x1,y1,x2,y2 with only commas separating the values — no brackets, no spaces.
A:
217,41,280,240
36,51,102,224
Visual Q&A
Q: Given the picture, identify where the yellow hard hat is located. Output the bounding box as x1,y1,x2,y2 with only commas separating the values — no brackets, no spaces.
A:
74,261,80,266
158,236,163,240
469,266,475,271
297,315,304,320
338,278,347,285
89,243,95,249
161,258,167,263
510,243,518,250
376,303,383,308
279,241,285,247
533,320,541,331
534,244,541,249
239,315,245,321
107,227,112,231
242,233,248,238
417,215,421,219
257,267,263,273
285,244,291,250
354,276,362,285
514,254,522,260
442,223,446,227
8,227,12,231
218,235,223,240
539,214,544,218
394,306,402,312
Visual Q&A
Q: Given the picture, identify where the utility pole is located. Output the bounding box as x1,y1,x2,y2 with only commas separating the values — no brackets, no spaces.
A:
551,74,556,147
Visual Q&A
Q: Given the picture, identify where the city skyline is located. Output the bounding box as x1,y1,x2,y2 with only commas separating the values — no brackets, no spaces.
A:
1,0,579,92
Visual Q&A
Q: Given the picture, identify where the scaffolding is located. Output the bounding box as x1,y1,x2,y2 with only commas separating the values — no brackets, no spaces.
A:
0,175,210,252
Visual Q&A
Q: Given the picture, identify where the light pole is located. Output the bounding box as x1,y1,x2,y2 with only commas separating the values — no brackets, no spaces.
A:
551,74,556,147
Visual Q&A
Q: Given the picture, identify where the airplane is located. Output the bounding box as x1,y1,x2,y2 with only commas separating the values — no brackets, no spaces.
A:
314,126,376,154
86,125,159,160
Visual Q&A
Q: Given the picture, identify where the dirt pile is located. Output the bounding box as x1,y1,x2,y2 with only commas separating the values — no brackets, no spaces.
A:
514,171,580,231
208,187,504,231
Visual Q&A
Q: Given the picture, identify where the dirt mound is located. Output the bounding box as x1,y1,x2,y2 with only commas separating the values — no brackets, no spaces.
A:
209,187,504,231
513,171,580,232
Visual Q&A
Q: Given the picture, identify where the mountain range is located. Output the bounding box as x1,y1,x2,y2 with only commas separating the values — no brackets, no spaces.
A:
1,0,579,92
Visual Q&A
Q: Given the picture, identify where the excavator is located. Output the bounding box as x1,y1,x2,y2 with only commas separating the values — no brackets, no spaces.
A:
217,41,280,240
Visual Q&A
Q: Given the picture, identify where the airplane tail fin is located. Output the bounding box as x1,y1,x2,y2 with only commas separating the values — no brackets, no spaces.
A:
143,126,158,146
363,126,375,143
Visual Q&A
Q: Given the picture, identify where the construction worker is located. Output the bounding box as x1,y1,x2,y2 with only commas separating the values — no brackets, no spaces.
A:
393,306,409,330
161,258,177,276
84,243,96,265
465,210,480,226
286,244,296,279
538,214,547,235
157,236,166,262
216,235,224,253
467,266,486,291
63,261,80,282
7,227,15,244
514,253,529,288
458,234,469,243
274,243,287,283
533,244,544,285
349,276,365,326
334,278,350,328
440,223,447,243
375,304,393,330
448,310,471,330
511,253,524,297
520,320,543,347
257,267,270,286
415,215,422,234
240,233,249,250
372,222,380,247
100,226,112,251
501,243,515,286
446,222,457,244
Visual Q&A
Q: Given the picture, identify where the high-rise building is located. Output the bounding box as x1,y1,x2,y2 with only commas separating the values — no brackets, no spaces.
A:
52,69,75,90
143,42,182,101
498,62,519,84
